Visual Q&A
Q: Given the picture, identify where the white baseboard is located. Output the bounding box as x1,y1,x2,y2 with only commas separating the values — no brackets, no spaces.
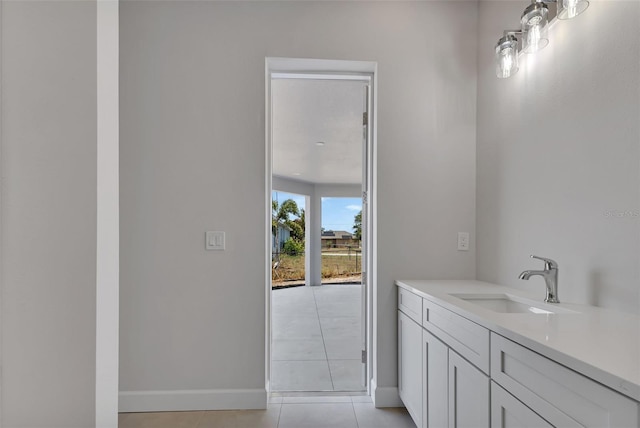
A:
370,378,403,408
119,388,267,413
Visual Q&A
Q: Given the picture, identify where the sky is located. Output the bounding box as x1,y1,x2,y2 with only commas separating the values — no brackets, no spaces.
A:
272,191,361,233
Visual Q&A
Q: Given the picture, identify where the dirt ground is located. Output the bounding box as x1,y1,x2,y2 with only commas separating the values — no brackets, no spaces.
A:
272,274,362,289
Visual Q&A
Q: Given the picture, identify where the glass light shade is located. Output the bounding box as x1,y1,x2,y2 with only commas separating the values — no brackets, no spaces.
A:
495,35,519,79
521,2,549,53
558,0,589,19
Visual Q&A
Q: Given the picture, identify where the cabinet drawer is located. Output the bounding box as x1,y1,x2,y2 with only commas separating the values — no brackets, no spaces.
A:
423,299,489,374
398,287,422,325
491,333,639,428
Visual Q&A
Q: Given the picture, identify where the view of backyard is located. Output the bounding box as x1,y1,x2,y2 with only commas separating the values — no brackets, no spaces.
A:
272,247,362,286
272,193,362,288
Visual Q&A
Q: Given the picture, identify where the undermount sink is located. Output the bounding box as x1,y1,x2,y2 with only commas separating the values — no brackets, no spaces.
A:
449,293,577,314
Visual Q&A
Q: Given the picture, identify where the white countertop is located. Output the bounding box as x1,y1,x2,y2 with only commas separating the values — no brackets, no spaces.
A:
395,279,640,402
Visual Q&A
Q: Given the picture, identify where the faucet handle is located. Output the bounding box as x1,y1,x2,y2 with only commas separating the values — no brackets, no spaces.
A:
531,255,558,270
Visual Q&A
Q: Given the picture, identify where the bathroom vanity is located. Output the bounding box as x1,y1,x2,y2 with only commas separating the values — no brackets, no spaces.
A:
396,280,640,428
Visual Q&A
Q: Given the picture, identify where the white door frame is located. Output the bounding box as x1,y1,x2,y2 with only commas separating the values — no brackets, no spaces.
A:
265,57,378,395
96,1,120,426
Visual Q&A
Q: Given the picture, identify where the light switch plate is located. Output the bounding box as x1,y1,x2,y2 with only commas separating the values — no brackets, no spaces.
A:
206,231,225,251
457,232,469,251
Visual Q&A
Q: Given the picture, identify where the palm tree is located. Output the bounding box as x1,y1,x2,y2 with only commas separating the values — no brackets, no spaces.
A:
353,210,362,242
291,208,305,242
272,199,299,261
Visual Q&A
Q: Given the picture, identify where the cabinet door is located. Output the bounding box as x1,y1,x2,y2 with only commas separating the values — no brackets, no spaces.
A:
491,381,553,428
398,311,422,427
448,350,489,428
423,329,448,428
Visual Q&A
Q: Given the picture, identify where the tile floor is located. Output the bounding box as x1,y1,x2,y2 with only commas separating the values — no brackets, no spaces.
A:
119,396,416,428
271,284,364,392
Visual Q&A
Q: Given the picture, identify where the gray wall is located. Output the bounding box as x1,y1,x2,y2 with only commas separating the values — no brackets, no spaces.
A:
1,1,97,426
476,0,640,314
120,0,477,406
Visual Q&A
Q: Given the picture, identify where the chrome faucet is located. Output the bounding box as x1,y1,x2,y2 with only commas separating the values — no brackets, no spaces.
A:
518,255,559,303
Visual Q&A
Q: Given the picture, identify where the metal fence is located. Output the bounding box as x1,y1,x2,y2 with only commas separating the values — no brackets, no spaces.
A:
272,248,362,282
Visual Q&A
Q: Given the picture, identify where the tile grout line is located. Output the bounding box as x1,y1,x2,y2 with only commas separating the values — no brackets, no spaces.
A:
351,401,361,428
276,401,283,428
274,285,364,394
272,286,323,392
312,286,335,391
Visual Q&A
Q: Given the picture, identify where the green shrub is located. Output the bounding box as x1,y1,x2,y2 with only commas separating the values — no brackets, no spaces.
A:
283,238,304,256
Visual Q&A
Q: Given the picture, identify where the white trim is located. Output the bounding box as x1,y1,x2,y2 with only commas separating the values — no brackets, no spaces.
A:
365,69,378,395
96,1,119,427
265,57,377,396
371,379,403,408
268,57,377,75
271,72,371,82
119,389,268,413
0,1,4,425
264,58,273,396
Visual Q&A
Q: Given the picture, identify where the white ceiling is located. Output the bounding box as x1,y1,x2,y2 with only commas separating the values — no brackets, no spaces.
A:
272,78,366,185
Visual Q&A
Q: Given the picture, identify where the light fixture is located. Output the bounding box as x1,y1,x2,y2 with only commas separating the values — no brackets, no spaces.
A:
558,0,589,20
495,34,520,79
315,141,325,147
495,0,589,78
521,0,549,53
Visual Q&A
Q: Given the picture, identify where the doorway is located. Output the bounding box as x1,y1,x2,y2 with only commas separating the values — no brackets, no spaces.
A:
265,58,376,396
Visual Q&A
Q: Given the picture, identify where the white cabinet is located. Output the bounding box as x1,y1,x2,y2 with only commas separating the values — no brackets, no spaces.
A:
421,328,489,428
398,285,640,428
423,298,490,374
399,289,491,428
491,381,553,428
422,329,448,428
491,333,639,428
398,311,423,427
448,350,490,428
399,287,423,324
